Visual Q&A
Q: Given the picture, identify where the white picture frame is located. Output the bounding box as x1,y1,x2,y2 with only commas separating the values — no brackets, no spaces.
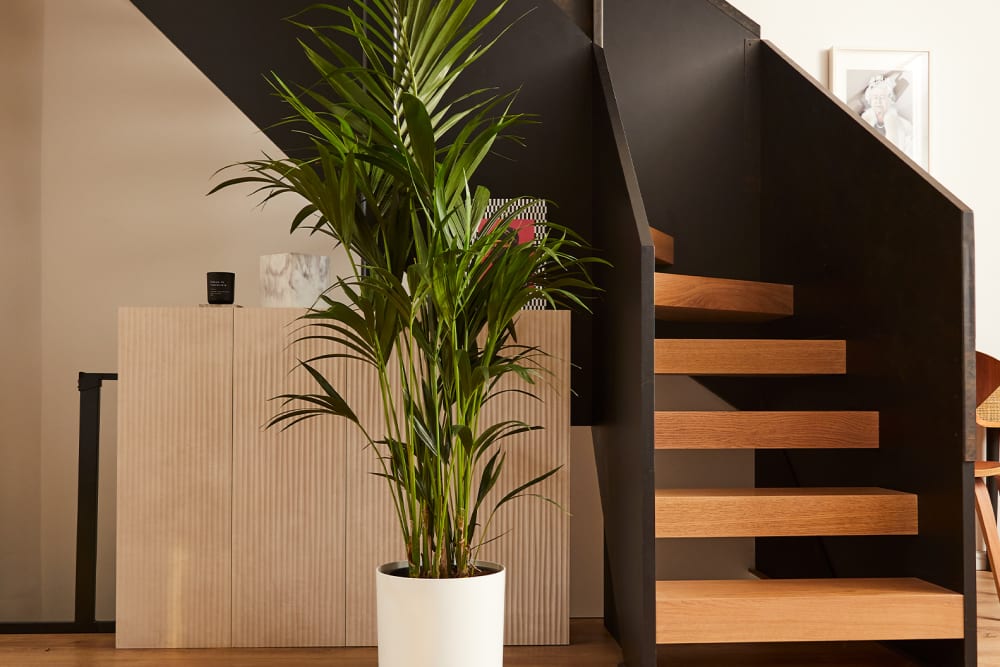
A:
829,48,930,170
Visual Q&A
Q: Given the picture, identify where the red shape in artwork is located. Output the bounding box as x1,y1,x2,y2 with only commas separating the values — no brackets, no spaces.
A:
478,218,536,245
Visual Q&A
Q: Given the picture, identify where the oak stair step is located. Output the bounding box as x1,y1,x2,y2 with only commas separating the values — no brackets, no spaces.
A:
654,273,793,322
656,578,964,644
655,411,879,449
655,487,917,538
650,226,674,265
655,339,846,375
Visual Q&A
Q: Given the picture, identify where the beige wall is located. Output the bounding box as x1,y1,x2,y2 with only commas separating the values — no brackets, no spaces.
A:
36,0,344,618
0,0,44,622
570,426,603,616
656,377,754,580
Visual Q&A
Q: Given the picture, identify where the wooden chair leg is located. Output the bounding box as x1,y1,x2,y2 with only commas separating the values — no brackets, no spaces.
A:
975,477,1000,600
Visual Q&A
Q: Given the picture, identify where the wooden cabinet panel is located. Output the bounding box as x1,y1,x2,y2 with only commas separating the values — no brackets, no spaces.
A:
345,311,571,645
117,308,570,647
231,309,347,647
344,356,400,646
116,308,233,648
479,311,572,645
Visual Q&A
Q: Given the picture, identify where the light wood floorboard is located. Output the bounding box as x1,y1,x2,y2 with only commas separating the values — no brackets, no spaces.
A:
980,568,1000,666
6,574,1000,666
0,620,619,666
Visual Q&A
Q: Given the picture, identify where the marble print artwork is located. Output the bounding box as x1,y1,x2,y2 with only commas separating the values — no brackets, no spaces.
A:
260,253,330,307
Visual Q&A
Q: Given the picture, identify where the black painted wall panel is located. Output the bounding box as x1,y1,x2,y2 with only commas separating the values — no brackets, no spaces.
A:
756,42,976,667
130,0,351,157
549,0,592,38
458,2,595,424
602,0,761,282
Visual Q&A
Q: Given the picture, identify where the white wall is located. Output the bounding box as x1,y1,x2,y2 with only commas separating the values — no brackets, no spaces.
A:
729,0,997,353
0,0,43,622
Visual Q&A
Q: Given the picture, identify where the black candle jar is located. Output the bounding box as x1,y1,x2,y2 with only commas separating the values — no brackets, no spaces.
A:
206,272,235,305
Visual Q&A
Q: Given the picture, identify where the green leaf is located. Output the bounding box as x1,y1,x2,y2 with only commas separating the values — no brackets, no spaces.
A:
400,92,437,188
206,0,605,579
495,466,562,511
296,359,360,424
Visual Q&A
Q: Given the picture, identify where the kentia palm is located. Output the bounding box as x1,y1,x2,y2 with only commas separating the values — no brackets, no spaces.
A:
212,1,598,659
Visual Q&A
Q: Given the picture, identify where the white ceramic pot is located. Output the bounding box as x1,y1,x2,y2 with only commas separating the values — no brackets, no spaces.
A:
376,560,506,667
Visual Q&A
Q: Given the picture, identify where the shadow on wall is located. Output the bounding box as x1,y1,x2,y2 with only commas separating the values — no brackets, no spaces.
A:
655,376,755,580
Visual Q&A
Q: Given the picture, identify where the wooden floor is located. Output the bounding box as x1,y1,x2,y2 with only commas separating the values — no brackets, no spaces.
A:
5,572,1000,666
980,569,1000,666
0,623,622,666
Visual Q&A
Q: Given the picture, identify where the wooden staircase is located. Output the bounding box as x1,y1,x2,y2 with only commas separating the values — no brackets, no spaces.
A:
648,228,965,649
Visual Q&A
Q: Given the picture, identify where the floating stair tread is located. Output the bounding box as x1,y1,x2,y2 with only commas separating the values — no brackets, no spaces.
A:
654,273,793,322
656,578,964,644
650,227,674,265
655,411,879,449
654,339,846,375
655,487,916,537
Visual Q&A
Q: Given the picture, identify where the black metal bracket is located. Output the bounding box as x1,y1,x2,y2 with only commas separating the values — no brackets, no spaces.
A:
0,372,117,634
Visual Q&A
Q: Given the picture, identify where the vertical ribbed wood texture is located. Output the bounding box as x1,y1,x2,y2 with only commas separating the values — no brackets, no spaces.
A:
118,308,569,647
231,309,347,647
344,348,401,646
344,310,571,646
116,307,233,648
479,311,571,645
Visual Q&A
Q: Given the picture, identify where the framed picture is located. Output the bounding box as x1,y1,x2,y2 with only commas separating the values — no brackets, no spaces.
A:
829,48,929,170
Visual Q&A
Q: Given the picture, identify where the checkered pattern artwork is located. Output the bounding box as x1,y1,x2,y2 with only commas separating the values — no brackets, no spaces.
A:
481,198,548,311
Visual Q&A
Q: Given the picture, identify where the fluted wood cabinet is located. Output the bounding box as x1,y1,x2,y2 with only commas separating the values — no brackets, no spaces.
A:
116,307,569,648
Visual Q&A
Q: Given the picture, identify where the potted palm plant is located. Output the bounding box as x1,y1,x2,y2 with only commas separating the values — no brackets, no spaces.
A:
213,1,598,665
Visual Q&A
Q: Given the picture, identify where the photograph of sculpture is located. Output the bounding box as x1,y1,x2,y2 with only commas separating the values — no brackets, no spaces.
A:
829,49,930,170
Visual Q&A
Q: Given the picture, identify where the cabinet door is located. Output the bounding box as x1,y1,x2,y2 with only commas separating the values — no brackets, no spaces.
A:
344,310,572,646
231,308,348,647
117,307,233,648
477,311,571,645
344,349,402,646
